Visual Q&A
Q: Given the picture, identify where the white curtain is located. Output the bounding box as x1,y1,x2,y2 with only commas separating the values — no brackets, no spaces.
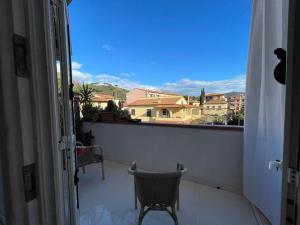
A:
244,1,288,225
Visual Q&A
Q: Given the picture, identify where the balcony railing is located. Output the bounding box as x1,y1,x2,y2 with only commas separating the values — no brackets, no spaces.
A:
83,122,243,193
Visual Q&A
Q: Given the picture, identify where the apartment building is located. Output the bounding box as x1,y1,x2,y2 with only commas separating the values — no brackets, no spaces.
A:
126,88,180,104
204,93,228,116
229,94,245,113
205,93,227,102
127,96,201,124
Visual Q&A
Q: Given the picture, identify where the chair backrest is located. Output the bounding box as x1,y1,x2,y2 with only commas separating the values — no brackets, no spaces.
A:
134,171,182,207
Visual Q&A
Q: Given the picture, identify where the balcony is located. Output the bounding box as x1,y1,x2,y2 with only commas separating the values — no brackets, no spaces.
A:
80,122,256,225
79,161,256,225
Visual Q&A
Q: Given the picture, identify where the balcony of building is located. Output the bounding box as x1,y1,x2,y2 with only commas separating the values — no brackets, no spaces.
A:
78,122,258,225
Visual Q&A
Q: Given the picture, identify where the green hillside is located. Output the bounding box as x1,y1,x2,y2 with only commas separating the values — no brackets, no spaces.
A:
74,83,129,100
224,92,245,98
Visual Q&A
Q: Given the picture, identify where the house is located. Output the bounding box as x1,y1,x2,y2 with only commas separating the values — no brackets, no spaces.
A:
188,98,201,106
204,93,228,116
229,94,245,113
204,100,228,116
91,93,120,109
126,88,180,104
127,96,201,123
205,93,227,102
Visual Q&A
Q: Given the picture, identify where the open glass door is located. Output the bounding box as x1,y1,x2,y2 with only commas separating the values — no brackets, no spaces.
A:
51,0,79,224
281,1,300,225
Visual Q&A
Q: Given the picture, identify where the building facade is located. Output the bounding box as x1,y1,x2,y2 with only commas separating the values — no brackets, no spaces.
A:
229,94,245,113
127,96,201,124
204,93,228,116
91,93,120,109
126,88,180,104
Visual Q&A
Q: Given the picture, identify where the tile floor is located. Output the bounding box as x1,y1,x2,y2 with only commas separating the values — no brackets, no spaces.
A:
78,161,258,225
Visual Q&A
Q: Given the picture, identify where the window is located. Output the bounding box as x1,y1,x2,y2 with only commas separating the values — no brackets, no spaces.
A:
162,109,167,116
131,109,135,116
206,106,210,109
147,109,152,117
212,106,215,109
218,106,222,110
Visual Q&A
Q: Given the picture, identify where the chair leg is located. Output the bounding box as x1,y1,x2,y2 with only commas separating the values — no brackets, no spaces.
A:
172,207,179,225
82,166,86,173
138,206,144,225
101,162,105,180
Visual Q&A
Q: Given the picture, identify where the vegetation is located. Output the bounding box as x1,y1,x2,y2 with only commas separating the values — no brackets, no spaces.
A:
104,100,131,121
199,88,205,105
224,92,245,99
74,83,128,100
227,109,244,126
76,83,95,105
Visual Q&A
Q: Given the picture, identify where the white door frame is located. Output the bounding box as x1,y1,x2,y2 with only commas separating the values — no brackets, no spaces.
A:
45,0,79,224
0,0,79,224
281,1,300,225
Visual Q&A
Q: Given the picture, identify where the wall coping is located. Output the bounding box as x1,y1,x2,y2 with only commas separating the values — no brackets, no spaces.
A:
84,121,244,131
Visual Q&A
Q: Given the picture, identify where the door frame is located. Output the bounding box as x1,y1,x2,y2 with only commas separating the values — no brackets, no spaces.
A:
43,0,79,224
281,0,300,225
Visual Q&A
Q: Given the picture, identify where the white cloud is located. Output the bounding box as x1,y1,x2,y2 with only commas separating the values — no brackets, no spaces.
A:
94,74,156,90
161,75,246,95
120,72,135,78
69,61,246,95
102,44,113,51
72,61,82,69
72,70,94,83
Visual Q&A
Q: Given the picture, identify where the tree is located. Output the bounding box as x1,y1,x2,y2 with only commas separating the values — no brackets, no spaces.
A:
199,88,205,105
76,83,95,106
227,109,244,126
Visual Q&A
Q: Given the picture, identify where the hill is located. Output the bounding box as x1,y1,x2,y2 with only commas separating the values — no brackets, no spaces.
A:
74,83,129,100
224,92,245,98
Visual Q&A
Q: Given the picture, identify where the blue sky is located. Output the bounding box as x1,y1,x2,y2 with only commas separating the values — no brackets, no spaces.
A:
69,0,251,95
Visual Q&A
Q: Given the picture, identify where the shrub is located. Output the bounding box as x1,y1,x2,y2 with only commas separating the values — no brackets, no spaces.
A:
82,103,102,122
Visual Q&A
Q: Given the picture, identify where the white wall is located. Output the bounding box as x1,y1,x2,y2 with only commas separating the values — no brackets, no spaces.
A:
83,122,244,193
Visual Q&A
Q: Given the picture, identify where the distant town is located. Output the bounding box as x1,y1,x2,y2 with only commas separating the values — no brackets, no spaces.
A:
74,83,245,126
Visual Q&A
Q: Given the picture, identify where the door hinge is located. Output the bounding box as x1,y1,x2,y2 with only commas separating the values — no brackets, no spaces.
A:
287,168,299,187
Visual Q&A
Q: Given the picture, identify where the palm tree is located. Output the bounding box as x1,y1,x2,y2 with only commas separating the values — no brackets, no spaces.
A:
77,83,95,106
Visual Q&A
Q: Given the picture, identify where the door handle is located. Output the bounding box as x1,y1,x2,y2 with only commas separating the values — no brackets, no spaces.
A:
268,160,283,171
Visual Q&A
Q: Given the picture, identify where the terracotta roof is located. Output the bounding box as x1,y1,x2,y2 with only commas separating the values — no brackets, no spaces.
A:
205,93,225,97
91,93,114,102
205,100,228,104
154,104,196,108
127,97,182,106
134,88,180,96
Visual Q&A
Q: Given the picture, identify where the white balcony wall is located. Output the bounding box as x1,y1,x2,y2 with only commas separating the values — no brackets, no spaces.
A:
83,122,243,193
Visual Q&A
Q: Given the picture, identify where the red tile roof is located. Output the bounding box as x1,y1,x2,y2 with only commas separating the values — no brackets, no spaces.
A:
206,93,225,97
127,97,182,106
91,93,114,102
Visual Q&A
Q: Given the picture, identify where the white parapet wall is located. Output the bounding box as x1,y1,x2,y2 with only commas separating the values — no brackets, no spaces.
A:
83,122,244,193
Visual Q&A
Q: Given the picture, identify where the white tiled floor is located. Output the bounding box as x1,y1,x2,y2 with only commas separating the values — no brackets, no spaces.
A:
78,161,257,225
